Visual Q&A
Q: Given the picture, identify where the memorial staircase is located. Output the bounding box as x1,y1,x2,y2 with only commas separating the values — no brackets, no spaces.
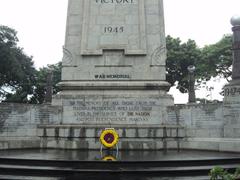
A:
0,157,240,179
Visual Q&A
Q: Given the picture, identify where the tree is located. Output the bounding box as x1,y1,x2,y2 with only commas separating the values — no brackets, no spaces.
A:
166,35,233,94
0,25,233,103
166,35,202,93
200,35,232,82
210,166,240,180
29,62,62,104
0,25,36,102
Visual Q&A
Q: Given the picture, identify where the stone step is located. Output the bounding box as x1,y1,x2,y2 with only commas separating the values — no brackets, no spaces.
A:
0,163,239,171
0,175,58,180
0,175,209,180
0,163,238,177
1,157,240,168
0,157,239,179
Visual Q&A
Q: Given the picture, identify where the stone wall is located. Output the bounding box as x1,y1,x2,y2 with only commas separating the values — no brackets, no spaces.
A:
1,102,240,151
167,103,224,138
166,103,240,152
0,103,61,149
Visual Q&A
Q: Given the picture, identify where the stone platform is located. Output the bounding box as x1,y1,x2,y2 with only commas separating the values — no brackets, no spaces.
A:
47,82,178,150
0,149,239,179
53,83,173,125
38,124,184,150
182,138,240,152
47,0,177,151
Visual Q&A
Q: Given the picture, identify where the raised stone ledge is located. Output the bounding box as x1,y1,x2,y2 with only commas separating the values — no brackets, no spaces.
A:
37,125,185,139
58,81,170,90
0,139,40,150
182,138,240,153
40,137,181,150
38,124,183,128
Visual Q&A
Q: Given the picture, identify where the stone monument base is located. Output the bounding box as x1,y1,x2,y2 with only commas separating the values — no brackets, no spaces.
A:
45,81,178,150
53,81,173,125
182,138,240,152
37,124,184,150
224,83,240,138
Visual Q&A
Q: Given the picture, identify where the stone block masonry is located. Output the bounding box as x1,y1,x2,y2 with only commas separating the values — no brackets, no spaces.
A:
1,2,240,152
38,125,184,150
61,0,167,83
56,0,173,132
1,102,240,152
0,102,185,150
167,104,224,138
0,103,61,150
53,91,173,125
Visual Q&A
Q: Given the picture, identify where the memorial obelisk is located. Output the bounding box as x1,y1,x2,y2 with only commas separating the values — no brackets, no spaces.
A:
51,0,174,150
223,16,240,138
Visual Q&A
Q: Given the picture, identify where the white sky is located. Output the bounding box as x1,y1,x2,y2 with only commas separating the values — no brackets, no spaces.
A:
0,0,239,103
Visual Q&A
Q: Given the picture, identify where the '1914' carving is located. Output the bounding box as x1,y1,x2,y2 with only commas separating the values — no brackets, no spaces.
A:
225,87,240,96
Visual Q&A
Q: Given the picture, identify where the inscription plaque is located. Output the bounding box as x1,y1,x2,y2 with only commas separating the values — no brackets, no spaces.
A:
62,97,164,125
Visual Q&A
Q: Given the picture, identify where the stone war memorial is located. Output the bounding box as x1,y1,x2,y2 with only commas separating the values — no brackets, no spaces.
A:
57,0,172,126
1,0,240,166
47,0,240,152
48,0,177,150
0,0,240,151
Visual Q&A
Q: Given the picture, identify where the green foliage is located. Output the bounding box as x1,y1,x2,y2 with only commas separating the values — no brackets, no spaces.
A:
0,25,61,104
0,26,18,46
0,25,234,103
209,166,240,180
0,25,36,102
166,35,202,93
29,62,62,104
200,35,232,81
166,35,232,93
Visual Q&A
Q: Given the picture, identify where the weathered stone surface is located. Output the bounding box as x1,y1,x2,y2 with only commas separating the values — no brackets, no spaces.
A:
223,85,240,138
0,139,40,150
48,0,176,150
36,123,184,150
2,1,240,152
40,137,180,150
231,24,240,80
167,104,224,138
0,103,60,150
1,101,240,152
62,0,167,83
37,125,184,139
53,90,173,125
220,20,240,143
182,138,240,153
